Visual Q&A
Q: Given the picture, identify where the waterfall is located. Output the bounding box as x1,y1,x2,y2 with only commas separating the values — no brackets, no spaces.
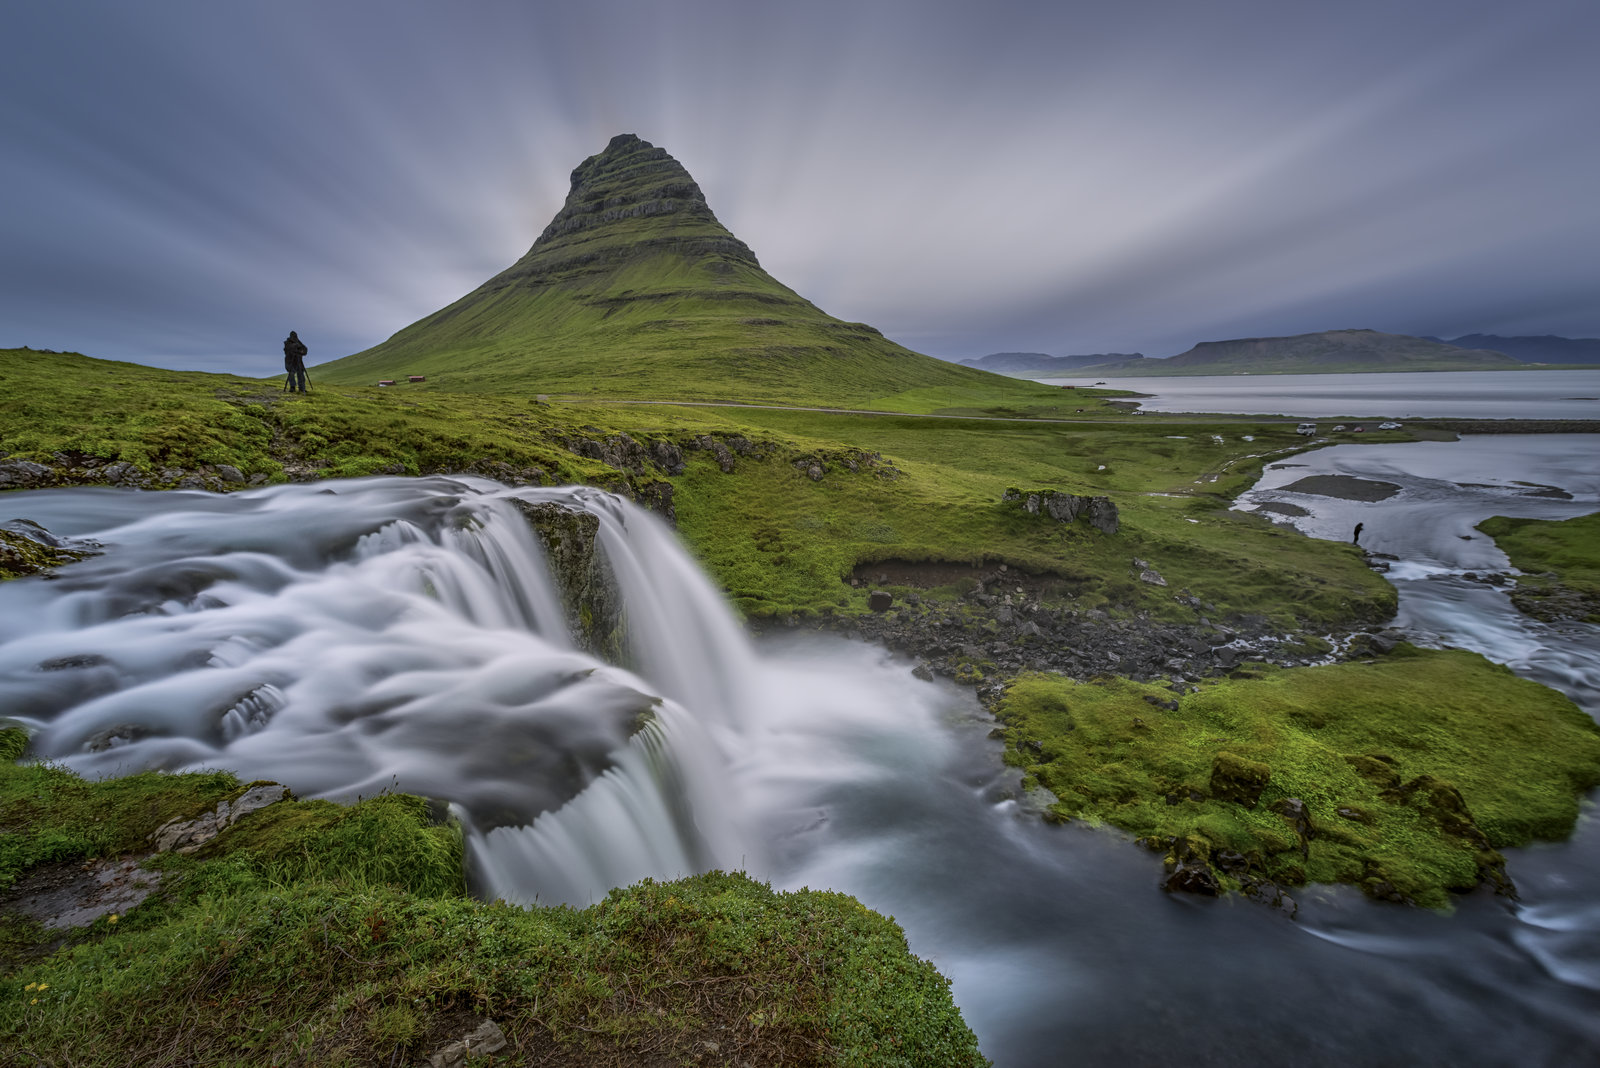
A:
0,477,760,904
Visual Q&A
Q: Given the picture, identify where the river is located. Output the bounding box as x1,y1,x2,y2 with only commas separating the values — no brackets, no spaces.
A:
1,432,1597,1065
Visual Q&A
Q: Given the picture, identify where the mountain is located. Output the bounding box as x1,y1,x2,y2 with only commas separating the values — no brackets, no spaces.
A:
320,135,1000,404
1423,334,1600,365
958,352,1146,375
1060,329,1521,377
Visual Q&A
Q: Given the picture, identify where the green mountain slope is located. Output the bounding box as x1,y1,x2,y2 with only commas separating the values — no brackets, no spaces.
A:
321,134,1000,405
1058,329,1521,377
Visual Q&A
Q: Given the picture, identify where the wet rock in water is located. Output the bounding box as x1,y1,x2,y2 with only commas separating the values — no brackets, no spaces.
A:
508,499,627,661
912,662,934,682
150,782,291,854
1210,752,1271,808
427,1020,507,1068
868,590,893,612
1161,835,1221,895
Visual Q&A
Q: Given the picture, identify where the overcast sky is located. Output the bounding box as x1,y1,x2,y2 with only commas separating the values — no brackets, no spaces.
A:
4,0,1597,375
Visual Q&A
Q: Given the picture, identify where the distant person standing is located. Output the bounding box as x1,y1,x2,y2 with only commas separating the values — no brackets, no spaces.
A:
283,331,308,393
1352,522,1364,545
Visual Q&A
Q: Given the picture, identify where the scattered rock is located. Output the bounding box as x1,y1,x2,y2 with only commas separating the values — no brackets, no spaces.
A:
426,1019,507,1068
868,590,893,612
808,465,823,481
215,464,245,483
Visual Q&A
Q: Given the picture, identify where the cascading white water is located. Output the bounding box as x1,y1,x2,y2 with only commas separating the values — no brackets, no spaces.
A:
7,442,1600,1066
0,477,760,905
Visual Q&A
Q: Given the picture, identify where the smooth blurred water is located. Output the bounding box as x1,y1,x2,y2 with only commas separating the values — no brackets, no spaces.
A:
1031,368,1600,419
2,439,1598,1065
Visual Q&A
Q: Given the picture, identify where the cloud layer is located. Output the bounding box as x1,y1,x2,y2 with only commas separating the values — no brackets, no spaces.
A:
4,0,1597,375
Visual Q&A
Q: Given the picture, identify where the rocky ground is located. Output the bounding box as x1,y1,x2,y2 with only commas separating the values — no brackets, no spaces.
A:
753,558,1403,698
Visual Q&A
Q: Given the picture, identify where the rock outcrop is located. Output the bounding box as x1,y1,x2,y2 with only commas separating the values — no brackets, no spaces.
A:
1002,488,1119,534
149,782,292,854
510,499,627,663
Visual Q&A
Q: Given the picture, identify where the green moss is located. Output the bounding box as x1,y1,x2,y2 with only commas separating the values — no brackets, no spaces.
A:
0,730,987,1066
994,649,1600,908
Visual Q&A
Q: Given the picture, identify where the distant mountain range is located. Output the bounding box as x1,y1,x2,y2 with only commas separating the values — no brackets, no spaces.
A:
1421,334,1600,364
967,328,1600,378
958,352,1144,374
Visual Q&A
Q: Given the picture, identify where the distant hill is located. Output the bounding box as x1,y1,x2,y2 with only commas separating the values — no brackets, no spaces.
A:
320,135,1001,404
1423,334,1600,365
958,352,1145,375
1058,329,1521,377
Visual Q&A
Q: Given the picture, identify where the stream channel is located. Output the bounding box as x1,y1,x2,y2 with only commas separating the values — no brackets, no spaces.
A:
0,432,1596,1066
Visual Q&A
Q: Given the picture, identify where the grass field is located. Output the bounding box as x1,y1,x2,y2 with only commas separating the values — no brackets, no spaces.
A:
0,347,1399,625
0,730,984,1067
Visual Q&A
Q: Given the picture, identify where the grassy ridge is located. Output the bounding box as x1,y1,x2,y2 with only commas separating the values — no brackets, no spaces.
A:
0,347,1398,625
0,731,986,1067
995,649,1600,908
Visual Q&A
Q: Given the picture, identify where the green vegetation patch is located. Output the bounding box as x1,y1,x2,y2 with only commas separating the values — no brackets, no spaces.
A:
1478,511,1600,623
994,649,1600,909
0,731,985,1066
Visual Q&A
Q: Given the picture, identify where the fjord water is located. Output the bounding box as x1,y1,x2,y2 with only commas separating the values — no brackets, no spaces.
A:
1034,368,1600,419
0,438,1597,1065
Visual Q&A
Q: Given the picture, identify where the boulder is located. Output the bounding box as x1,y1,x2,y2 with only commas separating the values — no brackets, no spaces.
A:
868,590,893,612
214,464,245,483
1210,751,1271,808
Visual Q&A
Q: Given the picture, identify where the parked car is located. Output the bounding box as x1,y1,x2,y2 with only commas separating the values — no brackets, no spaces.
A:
1296,423,1317,436
1352,425,1365,432
1332,424,1348,431
1379,421,1402,429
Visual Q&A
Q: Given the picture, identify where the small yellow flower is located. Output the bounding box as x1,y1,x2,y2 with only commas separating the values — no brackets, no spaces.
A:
24,983,36,991
107,914,119,924
30,999,37,1005
36,984,48,991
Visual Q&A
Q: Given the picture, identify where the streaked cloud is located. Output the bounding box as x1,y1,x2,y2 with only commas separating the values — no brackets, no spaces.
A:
3,0,1596,375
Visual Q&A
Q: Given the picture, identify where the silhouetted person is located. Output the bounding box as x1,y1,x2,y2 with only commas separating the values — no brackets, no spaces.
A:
283,331,308,393
1352,522,1364,545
